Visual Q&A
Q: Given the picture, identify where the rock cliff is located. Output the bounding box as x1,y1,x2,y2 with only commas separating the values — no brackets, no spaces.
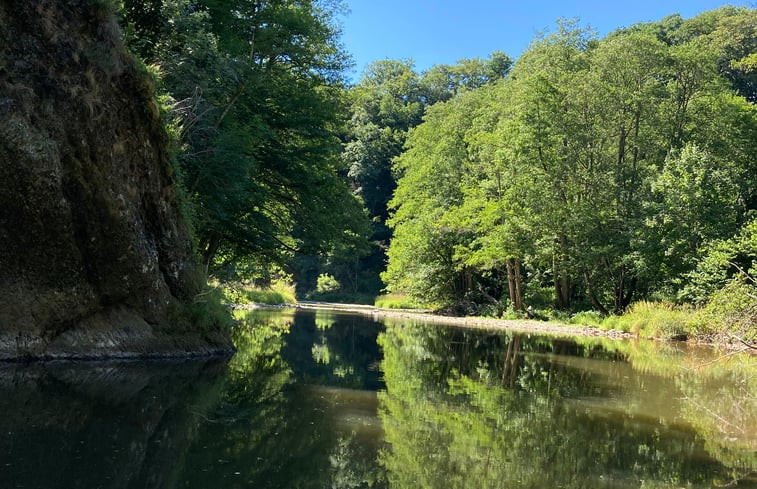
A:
0,0,232,359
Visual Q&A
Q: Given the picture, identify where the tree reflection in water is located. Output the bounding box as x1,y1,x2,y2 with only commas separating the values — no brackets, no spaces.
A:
377,319,757,488
1,310,755,488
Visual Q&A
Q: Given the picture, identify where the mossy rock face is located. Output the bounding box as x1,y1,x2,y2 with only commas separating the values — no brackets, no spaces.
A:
0,0,231,359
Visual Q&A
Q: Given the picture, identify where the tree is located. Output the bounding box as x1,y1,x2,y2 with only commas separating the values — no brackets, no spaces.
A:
123,0,369,281
383,10,757,315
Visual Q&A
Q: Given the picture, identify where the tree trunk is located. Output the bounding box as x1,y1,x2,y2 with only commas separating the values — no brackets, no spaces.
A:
622,275,637,311
506,260,516,309
612,266,637,314
513,259,523,310
202,235,221,276
583,268,609,316
613,265,626,315
554,235,571,309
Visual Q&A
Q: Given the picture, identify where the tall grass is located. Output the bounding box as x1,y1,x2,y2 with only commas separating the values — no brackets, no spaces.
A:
603,301,694,337
374,293,430,310
565,302,697,338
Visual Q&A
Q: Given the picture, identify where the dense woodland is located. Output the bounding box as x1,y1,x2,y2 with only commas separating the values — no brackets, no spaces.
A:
117,1,756,338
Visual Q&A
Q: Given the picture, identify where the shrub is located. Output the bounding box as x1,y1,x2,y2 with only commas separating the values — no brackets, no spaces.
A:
222,281,296,306
315,274,340,294
523,286,555,310
307,292,376,304
690,277,757,342
569,310,604,327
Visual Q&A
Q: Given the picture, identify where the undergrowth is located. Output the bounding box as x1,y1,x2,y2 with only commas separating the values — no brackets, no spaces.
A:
562,301,696,338
307,291,376,305
222,281,296,306
375,293,431,310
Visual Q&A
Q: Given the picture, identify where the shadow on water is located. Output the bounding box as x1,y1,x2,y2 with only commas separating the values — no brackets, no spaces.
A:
1,309,756,488
0,358,229,489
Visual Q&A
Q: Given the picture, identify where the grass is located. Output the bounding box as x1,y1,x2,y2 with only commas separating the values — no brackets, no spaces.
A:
374,293,431,310
222,281,297,306
568,310,605,327
565,301,697,338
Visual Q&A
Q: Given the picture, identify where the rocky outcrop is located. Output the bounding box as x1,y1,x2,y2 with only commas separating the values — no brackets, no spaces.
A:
0,0,232,359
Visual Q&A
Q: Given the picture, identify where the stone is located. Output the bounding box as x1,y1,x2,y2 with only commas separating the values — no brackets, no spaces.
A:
0,0,232,359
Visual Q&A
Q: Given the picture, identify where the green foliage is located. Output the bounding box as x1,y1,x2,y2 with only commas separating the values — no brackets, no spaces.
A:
187,288,235,331
222,282,297,306
163,286,233,333
681,218,757,304
601,301,695,337
568,310,604,327
374,293,430,310
337,53,514,301
383,7,757,332
305,291,376,304
122,0,369,282
647,144,741,281
315,273,340,294
691,277,757,341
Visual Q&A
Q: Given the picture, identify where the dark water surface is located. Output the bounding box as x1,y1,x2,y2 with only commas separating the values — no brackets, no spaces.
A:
1,308,756,488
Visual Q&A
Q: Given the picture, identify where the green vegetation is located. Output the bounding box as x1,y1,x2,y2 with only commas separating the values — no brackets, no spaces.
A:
116,4,755,343
382,8,757,343
120,0,370,290
374,293,430,310
222,281,297,306
599,301,694,337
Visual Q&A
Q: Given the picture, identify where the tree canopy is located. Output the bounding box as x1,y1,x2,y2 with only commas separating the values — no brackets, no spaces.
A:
122,0,369,281
384,8,757,317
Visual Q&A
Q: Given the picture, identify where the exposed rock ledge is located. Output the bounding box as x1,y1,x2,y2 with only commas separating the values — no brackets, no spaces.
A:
0,0,232,359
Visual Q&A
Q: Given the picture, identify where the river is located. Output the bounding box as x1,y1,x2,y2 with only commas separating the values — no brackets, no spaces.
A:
1,308,756,488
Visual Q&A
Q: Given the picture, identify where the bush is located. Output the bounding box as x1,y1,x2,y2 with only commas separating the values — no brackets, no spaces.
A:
690,277,757,342
523,286,555,310
307,291,376,304
222,281,296,305
315,274,340,294
569,310,604,327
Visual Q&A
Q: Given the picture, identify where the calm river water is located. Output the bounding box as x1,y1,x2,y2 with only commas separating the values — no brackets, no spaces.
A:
1,308,756,488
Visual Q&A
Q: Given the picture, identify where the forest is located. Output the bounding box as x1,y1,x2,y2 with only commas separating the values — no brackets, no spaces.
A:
117,1,757,342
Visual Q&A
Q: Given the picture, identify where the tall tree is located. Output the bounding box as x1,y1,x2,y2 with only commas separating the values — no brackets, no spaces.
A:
384,9,757,315
123,0,369,279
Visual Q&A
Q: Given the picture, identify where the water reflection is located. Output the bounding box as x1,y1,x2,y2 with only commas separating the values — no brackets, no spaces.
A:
177,309,385,489
0,359,228,489
377,319,757,488
1,310,756,488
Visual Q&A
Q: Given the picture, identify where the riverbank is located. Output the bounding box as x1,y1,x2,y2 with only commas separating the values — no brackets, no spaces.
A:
237,301,757,350
236,301,635,340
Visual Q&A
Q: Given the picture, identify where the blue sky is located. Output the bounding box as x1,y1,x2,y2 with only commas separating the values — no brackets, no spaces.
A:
340,1,751,79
